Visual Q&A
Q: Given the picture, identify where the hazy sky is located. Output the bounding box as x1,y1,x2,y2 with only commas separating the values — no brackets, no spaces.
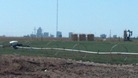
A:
0,0,138,37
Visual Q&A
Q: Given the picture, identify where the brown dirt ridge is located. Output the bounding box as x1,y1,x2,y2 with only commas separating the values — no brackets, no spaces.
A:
0,55,137,78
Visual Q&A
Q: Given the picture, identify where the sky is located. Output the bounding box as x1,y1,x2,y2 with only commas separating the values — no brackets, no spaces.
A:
0,0,138,37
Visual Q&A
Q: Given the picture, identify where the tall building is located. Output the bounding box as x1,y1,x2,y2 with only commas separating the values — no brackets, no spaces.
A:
43,32,49,37
56,31,62,38
100,34,107,38
37,27,43,37
69,32,73,38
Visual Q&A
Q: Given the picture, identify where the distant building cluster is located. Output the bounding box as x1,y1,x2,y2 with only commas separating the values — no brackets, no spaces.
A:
24,27,64,38
23,27,121,40
24,27,55,38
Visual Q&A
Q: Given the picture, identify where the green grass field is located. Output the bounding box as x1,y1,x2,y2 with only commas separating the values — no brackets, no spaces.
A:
26,40,138,52
0,37,138,64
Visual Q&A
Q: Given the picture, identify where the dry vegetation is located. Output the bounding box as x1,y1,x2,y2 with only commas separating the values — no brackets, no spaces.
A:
0,37,71,42
0,55,138,78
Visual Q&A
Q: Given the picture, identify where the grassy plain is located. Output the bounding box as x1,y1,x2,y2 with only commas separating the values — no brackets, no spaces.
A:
0,37,138,64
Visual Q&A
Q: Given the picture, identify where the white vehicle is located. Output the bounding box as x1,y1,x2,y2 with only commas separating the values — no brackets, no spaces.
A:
0,40,30,49
9,41,18,46
9,40,23,49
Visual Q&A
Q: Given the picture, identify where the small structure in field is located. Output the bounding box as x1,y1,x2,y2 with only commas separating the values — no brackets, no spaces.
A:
124,30,133,41
71,34,78,41
79,34,86,41
87,34,94,41
71,33,95,41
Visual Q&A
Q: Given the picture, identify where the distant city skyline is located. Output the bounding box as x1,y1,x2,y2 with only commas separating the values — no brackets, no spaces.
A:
24,27,120,38
24,27,54,38
0,0,138,37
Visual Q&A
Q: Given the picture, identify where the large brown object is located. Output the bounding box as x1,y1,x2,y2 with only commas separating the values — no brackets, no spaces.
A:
87,34,94,41
79,34,86,41
71,34,78,41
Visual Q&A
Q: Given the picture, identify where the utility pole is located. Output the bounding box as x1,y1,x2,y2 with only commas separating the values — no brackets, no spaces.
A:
109,30,111,40
56,0,59,37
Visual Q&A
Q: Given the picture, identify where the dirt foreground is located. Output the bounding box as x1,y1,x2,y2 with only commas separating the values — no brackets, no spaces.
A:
0,55,137,78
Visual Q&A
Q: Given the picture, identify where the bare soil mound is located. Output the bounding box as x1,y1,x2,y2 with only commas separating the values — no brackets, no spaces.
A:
0,55,137,78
